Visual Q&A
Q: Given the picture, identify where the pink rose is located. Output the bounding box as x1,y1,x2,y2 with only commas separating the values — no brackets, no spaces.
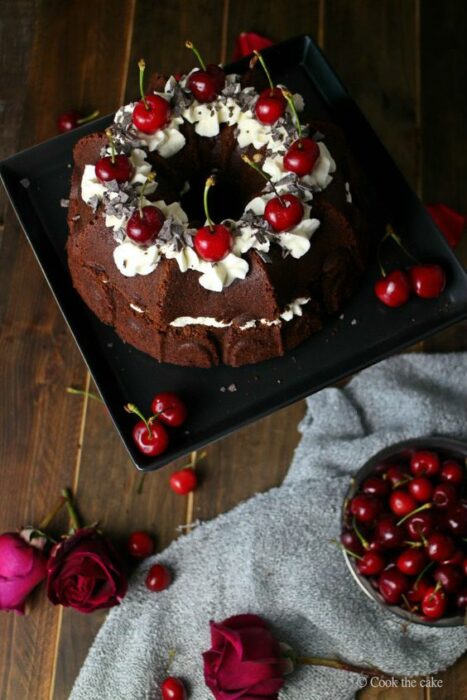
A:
203,614,285,699
0,532,47,613
46,527,127,613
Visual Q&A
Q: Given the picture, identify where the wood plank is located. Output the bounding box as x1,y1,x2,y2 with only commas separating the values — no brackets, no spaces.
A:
419,2,467,696
52,1,228,697
420,0,467,355
0,1,137,699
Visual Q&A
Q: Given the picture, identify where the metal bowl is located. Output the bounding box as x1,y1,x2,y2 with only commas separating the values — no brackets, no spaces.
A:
342,436,467,627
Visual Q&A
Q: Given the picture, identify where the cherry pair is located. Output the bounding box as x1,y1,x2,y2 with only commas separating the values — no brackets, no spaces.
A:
126,392,187,457
374,225,446,307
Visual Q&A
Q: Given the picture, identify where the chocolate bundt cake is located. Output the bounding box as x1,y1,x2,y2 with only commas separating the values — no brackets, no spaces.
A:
67,62,368,368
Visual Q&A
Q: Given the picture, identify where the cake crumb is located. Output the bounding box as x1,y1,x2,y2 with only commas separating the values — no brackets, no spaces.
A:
67,163,72,168
71,214,80,221
227,383,237,392
339,314,345,320
60,198,69,208
351,318,357,326
20,177,30,188
220,386,226,392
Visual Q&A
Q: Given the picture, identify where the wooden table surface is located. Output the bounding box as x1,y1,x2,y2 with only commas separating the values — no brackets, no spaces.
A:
0,1,466,698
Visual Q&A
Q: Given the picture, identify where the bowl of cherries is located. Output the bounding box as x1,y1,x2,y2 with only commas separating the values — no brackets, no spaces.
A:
341,437,467,626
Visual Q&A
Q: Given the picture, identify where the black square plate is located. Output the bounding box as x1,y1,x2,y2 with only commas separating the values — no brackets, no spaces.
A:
2,35,466,471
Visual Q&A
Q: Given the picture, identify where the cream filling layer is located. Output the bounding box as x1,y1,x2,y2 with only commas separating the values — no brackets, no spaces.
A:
169,297,310,329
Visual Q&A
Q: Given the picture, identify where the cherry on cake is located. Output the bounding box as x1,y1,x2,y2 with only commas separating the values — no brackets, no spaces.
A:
66,49,368,368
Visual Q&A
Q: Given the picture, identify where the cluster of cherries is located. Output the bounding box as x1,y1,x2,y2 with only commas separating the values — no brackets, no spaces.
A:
342,448,467,621
374,226,446,307
127,531,187,699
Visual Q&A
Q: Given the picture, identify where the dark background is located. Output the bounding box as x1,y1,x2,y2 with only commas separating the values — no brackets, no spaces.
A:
0,1,466,698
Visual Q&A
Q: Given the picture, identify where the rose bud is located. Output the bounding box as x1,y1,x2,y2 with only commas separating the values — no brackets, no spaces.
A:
203,614,286,699
46,527,127,613
0,531,47,613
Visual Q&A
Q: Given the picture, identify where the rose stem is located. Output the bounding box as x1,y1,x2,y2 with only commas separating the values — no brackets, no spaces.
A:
124,403,153,439
185,40,207,71
251,50,275,94
296,656,399,681
61,488,81,532
241,154,286,207
281,88,302,141
138,59,148,110
77,110,100,125
38,494,67,530
105,129,116,164
66,386,103,403
203,175,216,231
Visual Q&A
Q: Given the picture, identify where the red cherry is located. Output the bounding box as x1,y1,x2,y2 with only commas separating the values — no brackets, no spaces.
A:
378,568,409,604
422,586,447,619
128,531,154,558
404,511,435,541
255,87,286,124
340,530,364,557
408,477,434,503
349,494,380,523
161,676,187,700
169,468,197,495
284,138,320,176
409,264,446,299
194,224,232,262
440,459,464,485
57,108,99,133
410,450,440,477
427,533,455,562
145,563,172,592
132,420,169,457
464,558,467,577
362,476,390,498
440,549,464,567
151,393,187,427
132,94,171,134
127,206,165,245
396,548,427,576
407,578,431,604
264,194,304,232
433,564,463,593
389,490,417,517
383,465,409,488
57,109,81,132
188,65,225,102
357,551,386,576
457,589,467,609
446,501,467,537
95,154,133,183
432,483,457,510
374,270,411,308
374,517,404,549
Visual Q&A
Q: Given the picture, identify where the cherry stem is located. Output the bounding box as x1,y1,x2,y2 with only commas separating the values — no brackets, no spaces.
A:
66,386,103,403
414,560,434,588
139,172,156,214
185,40,207,71
241,154,286,207
165,648,177,675
281,88,302,139
352,517,370,551
105,129,116,164
331,539,363,560
61,488,81,533
77,109,100,125
138,59,148,110
37,494,67,531
396,501,432,527
124,403,153,439
203,175,216,230
383,224,420,264
296,656,398,681
252,50,275,93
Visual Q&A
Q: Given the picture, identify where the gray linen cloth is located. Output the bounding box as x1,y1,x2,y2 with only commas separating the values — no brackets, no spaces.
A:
71,353,467,700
